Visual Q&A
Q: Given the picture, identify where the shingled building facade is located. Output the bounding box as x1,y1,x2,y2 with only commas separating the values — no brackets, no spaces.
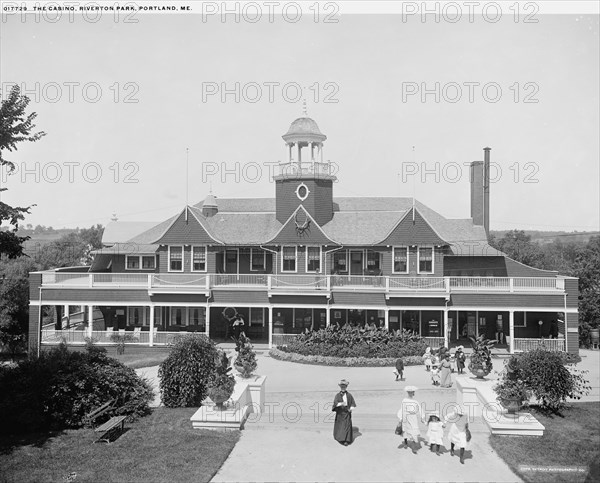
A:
29,115,579,355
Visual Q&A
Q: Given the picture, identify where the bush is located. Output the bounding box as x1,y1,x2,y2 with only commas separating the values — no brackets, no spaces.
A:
516,348,591,413
279,325,428,359
158,334,219,408
233,333,258,378
0,342,154,435
269,348,424,367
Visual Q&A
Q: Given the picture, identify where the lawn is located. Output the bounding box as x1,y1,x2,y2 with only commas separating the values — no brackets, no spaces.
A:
489,402,600,483
0,407,239,483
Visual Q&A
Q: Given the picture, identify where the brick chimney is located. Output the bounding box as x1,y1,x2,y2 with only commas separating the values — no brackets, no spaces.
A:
470,147,491,238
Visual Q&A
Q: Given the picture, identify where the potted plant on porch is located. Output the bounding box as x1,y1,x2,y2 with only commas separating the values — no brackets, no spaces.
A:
467,334,495,378
207,350,236,410
494,355,531,415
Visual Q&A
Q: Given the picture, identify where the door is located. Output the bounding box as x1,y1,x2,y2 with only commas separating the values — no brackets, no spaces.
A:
225,250,238,273
350,251,363,275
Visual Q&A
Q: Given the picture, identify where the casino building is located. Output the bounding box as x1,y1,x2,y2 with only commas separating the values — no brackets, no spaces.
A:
29,114,579,355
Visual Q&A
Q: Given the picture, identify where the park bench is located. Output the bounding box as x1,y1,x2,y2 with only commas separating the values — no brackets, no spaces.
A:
85,399,127,444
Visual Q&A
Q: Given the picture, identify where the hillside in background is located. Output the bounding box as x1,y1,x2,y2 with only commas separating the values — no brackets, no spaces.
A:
490,230,598,245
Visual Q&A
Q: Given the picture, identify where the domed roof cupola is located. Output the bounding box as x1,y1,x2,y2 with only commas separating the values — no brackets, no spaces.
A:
201,193,218,217
281,101,327,164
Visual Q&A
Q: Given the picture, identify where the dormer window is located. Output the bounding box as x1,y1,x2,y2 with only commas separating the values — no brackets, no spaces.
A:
306,246,321,272
169,246,183,272
393,247,408,274
282,246,297,272
418,247,434,274
191,246,207,272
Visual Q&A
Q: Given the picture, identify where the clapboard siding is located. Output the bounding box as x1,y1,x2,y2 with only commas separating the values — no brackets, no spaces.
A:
450,294,566,308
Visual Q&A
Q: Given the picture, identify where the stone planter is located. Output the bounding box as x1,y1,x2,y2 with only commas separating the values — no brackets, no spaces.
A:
469,362,491,379
499,398,523,417
207,385,234,410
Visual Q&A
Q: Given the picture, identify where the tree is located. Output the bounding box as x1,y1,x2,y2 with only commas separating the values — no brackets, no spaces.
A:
0,256,39,357
33,225,104,269
0,84,46,258
489,230,545,268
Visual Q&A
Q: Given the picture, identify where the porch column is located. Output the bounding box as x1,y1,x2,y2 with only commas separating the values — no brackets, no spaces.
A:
87,305,94,338
475,311,479,338
443,309,449,348
326,307,330,327
384,308,389,330
205,305,210,337
63,304,69,328
149,305,155,347
268,306,273,348
509,310,515,354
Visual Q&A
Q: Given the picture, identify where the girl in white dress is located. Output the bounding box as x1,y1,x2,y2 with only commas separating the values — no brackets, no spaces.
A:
397,386,424,453
445,407,470,464
426,413,445,454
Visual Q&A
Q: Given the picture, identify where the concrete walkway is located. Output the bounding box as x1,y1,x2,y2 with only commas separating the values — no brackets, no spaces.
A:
136,349,600,483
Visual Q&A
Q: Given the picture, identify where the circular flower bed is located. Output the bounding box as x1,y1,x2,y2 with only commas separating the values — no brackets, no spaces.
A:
273,326,428,366
269,348,424,367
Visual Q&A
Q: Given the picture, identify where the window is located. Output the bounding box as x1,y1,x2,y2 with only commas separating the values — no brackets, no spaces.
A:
170,307,186,326
127,306,149,326
366,251,380,272
126,256,140,270
169,246,183,272
251,249,266,271
306,247,321,272
142,256,156,270
188,307,206,329
250,308,265,327
333,251,348,273
282,246,297,272
418,247,433,273
393,247,408,273
191,246,207,272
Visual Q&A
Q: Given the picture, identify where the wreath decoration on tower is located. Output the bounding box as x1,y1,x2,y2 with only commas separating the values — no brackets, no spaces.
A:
295,210,311,236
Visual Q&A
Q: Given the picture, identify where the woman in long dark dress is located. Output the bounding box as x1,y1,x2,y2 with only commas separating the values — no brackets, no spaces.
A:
332,379,356,446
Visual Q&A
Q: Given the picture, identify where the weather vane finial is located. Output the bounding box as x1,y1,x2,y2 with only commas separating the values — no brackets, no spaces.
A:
302,98,308,116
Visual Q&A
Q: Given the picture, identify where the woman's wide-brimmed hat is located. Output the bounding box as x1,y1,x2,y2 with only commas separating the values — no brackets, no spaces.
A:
405,385,418,393
457,345,464,350
339,379,350,387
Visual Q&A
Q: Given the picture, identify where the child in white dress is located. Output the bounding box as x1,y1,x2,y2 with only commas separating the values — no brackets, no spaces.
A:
426,413,445,454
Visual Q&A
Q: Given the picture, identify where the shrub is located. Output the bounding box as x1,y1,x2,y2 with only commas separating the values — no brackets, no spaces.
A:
269,348,424,367
158,334,219,408
0,342,154,435
279,325,427,359
233,333,258,378
207,350,236,407
494,356,532,405
515,348,591,413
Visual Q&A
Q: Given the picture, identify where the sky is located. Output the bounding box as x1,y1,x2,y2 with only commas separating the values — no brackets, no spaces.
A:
1,1,599,232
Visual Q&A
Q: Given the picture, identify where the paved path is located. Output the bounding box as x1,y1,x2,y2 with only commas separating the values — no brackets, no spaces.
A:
136,349,600,482
211,354,519,483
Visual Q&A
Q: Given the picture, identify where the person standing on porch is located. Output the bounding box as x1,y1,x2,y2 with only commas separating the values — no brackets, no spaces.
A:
332,379,356,446
397,386,424,453
550,319,559,339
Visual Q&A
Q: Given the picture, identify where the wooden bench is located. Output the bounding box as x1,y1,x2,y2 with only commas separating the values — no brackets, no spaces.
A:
94,415,127,444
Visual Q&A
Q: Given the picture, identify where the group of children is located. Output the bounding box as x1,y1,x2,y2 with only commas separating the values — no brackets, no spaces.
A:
422,345,467,385
398,387,471,464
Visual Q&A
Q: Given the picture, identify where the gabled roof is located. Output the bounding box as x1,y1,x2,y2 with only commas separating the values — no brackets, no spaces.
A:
102,221,157,245
266,205,339,245
103,197,501,253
